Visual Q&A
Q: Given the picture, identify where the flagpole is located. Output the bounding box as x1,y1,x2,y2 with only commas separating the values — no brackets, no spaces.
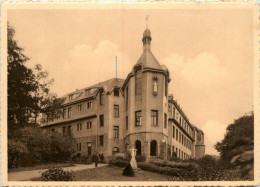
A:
116,56,117,79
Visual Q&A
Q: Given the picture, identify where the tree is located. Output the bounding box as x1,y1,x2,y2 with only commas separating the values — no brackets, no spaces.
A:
215,112,254,163
8,24,63,134
8,23,36,133
30,64,64,125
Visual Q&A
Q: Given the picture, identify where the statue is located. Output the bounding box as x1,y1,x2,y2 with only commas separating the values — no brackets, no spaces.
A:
130,148,138,169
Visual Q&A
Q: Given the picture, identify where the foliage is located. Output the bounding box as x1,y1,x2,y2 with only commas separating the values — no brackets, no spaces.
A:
8,23,63,135
135,154,146,162
8,127,76,168
41,167,75,181
138,156,241,181
122,164,135,177
8,139,28,168
138,162,179,176
215,113,254,165
8,23,36,133
109,159,129,168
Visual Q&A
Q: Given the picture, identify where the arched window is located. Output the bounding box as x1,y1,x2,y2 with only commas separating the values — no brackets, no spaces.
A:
150,140,157,156
114,89,119,97
135,140,141,156
112,147,119,155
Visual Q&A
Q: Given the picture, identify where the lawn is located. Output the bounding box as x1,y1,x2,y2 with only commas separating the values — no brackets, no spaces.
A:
8,162,75,173
31,165,169,181
74,165,168,181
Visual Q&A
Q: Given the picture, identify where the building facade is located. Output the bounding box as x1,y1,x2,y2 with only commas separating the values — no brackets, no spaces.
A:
42,28,205,161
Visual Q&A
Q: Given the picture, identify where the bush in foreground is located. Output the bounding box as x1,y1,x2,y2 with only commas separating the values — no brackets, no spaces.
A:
41,167,75,181
122,164,135,177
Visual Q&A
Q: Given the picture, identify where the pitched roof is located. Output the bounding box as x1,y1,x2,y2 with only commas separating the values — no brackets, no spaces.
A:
62,78,125,104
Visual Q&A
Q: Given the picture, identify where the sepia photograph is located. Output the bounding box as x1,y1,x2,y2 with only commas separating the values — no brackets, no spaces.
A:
1,2,259,186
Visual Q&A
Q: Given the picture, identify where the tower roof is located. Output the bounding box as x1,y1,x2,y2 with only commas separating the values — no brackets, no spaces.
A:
135,49,163,70
135,28,163,71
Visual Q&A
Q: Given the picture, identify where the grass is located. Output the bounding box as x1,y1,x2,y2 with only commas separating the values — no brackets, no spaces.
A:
31,165,169,181
9,162,75,173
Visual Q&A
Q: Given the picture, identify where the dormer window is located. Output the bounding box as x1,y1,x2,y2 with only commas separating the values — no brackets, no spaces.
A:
114,89,119,97
69,94,73,100
85,89,91,95
153,77,158,95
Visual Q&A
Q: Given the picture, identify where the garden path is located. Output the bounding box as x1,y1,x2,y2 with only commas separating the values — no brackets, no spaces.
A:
8,163,108,181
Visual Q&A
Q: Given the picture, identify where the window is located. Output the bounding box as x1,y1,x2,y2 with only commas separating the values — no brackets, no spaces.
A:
126,87,128,111
87,102,92,109
114,89,119,97
164,113,167,128
176,129,178,140
135,140,142,155
172,146,175,156
179,117,181,126
135,111,142,126
114,105,119,118
176,148,178,158
126,116,128,130
68,107,72,118
172,125,175,138
173,107,175,119
179,132,181,143
152,77,158,95
165,77,168,96
87,142,91,155
78,104,82,111
113,126,119,138
150,140,157,156
77,143,81,152
100,90,104,105
85,89,91,95
99,135,104,146
62,127,66,135
151,110,158,126
112,147,119,155
182,134,184,145
197,133,202,141
63,109,66,119
100,115,104,127
87,121,92,129
77,123,82,131
69,94,73,100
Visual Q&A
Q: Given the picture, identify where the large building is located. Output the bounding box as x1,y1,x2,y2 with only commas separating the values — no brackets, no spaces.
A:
42,28,205,161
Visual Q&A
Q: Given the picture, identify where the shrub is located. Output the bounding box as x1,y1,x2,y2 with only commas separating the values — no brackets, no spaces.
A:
8,127,76,168
109,159,129,168
135,154,146,162
41,167,75,181
138,162,179,177
114,153,127,160
122,164,135,177
8,139,29,168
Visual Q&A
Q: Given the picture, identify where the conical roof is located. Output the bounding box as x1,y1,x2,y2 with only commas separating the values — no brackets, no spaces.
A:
135,50,163,70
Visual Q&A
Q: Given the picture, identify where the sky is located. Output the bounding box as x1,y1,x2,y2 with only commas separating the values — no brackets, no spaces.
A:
7,6,254,155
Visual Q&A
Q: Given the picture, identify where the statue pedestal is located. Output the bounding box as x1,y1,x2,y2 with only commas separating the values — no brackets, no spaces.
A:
130,148,138,170
130,157,138,169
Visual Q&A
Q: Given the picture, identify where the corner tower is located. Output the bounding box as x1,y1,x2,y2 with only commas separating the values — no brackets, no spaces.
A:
123,28,171,161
